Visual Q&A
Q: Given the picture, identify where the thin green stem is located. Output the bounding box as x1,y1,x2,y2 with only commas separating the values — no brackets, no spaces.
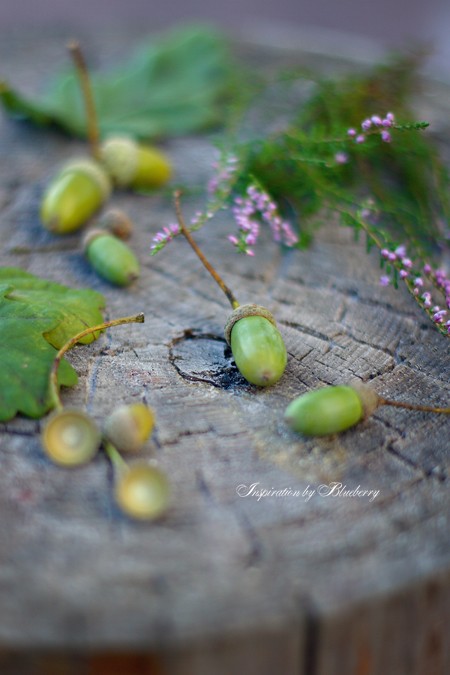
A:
103,440,129,473
49,313,145,411
380,398,450,414
67,40,101,160
173,190,240,310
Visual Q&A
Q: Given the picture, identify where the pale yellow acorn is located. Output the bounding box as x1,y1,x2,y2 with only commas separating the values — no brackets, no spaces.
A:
104,403,155,453
40,158,111,234
100,135,171,190
115,463,170,521
42,408,101,467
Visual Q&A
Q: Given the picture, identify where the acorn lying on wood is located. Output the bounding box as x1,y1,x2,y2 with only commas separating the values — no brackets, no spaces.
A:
173,191,287,387
284,381,450,436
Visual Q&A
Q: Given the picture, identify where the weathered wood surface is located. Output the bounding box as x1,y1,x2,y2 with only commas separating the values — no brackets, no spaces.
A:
0,26,449,675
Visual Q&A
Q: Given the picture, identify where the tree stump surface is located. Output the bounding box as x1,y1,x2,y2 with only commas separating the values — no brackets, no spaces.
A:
0,25,449,675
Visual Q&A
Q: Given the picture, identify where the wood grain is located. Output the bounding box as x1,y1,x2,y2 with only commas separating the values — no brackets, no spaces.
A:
0,26,448,675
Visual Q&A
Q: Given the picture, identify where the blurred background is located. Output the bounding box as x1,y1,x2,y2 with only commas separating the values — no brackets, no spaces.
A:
1,0,449,74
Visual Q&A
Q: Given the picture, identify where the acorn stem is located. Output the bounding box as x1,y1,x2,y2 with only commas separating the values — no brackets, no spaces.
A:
174,190,240,310
103,440,129,474
49,312,145,411
379,397,450,414
67,40,101,161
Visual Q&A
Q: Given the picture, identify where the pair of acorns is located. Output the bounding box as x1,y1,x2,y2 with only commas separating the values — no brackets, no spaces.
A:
42,402,170,521
40,136,171,288
41,135,172,235
170,193,450,438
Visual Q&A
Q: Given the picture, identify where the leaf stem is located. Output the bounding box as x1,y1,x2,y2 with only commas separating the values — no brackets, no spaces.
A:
49,312,145,411
380,398,450,414
67,40,101,160
173,190,240,310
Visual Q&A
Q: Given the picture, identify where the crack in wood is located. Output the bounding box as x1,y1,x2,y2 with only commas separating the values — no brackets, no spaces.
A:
233,509,265,568
0,427,37,437
168,329,247,389
195,469,215,504
375,413,448,481
280,320,333,343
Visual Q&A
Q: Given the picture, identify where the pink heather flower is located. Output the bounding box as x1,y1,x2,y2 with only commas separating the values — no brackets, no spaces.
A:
380,275,390,287
151,223,180,250
388,252,397,262
402,258,413,269
229,183,298,255
414,277,424,287
395,245,407,257
433,310,447,323
381,249,390,259
207,153,239,198
360,207,373,219
351,112,395,144
335,152,349,164
190,211,204,226
228,235,239,245
399,270,409,279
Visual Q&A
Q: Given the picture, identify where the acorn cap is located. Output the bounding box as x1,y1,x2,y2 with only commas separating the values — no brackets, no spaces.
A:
100,136,139,187
58,157,112,201
82,227,109,252
97,209,134,240
348,379,381,418
42,408,101,467
224,303,277,346
115,463,170,520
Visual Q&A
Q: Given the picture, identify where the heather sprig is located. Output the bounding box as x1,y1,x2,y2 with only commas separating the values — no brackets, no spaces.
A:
151,55,449,337
378,244,450,336
228,181,298,256
151,149,299,256
339,202,449,336
150,150,240,254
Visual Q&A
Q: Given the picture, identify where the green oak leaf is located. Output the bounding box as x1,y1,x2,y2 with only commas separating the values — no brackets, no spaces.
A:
0,25,235,140
0,268,105,422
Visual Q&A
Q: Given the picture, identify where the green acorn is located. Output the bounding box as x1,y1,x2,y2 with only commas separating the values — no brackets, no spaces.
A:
284,382,380,436
100,135,171,190
104,403,155,453
284,381,450,437
224,304,287,386
40,158,111,234
173,192,288,388
42,408,101,467
83,228,140,286
115,463,171,521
